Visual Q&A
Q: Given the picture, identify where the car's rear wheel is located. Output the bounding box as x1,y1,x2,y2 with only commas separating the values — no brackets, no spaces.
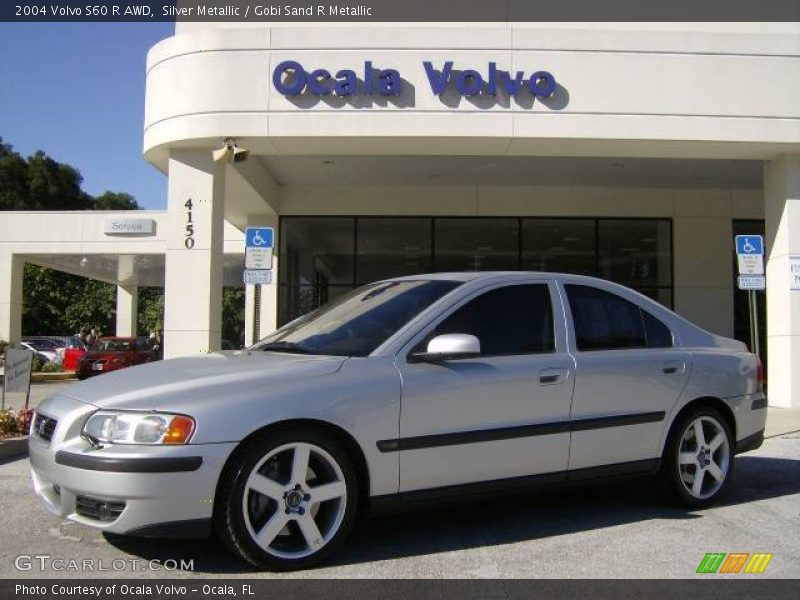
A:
661,407,734,507
215,428,358,571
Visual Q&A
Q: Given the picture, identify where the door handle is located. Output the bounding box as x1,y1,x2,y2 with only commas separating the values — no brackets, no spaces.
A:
539,368,567,385
662,360,685,375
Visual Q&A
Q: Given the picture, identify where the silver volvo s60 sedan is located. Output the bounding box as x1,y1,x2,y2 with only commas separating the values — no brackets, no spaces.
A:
29,272,767,570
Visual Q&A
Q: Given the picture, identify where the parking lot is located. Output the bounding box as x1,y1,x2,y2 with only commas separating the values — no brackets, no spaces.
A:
1,382,799,579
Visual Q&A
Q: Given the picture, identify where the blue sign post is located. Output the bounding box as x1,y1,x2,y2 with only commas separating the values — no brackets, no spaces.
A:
244,227,275,345
734,234,764,357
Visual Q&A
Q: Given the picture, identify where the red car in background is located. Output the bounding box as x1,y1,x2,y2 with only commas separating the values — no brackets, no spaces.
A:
77,337,157,379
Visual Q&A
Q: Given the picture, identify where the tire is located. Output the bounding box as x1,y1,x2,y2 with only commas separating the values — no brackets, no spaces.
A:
214,427,359,571
660,406,734,507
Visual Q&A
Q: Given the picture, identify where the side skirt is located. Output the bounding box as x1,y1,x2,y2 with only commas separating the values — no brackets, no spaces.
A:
370,458,661,515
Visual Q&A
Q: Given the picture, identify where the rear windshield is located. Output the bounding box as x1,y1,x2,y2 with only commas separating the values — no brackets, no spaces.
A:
91,339,132,352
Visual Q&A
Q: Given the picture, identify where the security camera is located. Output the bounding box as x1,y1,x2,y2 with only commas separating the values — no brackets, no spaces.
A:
231,145,249,163
213,138,249,163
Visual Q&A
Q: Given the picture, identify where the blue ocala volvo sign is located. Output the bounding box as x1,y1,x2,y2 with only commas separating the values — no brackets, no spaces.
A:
272,60,557,99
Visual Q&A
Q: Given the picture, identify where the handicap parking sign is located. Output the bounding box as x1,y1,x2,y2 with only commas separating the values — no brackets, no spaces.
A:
246,227,274,248
735,235,764,276
735,235,763,256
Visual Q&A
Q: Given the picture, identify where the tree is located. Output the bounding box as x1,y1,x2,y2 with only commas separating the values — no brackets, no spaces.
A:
22,265,115,335
26,150,91,210
93,191,140,210
0,138,31,210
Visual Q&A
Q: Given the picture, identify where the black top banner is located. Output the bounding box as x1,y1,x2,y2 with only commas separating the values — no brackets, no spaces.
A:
3,0,800,22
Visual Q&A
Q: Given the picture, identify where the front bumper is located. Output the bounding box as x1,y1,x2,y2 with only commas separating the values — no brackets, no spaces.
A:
29,395,237,537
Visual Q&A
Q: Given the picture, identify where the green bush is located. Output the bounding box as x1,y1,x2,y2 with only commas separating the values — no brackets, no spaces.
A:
40,362,63,373
30,356,43,372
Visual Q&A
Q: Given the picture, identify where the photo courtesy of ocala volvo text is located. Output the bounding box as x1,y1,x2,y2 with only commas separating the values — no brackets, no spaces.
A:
28,272,767,570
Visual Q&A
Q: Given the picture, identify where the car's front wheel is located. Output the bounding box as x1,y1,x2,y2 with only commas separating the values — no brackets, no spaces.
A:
215,428,358,571
661,407,734,507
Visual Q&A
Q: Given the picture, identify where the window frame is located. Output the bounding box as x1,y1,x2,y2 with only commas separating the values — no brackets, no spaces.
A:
399,279,561,363
562,283,675,353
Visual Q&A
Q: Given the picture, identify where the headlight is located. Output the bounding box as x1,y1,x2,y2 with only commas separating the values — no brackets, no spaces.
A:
82,411,195,445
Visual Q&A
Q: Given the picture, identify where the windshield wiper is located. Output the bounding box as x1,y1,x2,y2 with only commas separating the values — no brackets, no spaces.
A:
255,341,319,355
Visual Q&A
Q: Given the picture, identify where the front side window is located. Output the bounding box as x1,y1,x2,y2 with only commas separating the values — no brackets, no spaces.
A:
417,284,554,357
254,280,461,357
566,284,673,351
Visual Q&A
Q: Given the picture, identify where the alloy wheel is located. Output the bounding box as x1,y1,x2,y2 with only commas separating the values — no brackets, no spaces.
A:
677,416,730,500
241,442,348,559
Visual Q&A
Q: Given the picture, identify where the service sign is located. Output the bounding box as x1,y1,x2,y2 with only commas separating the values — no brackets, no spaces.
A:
103,218,156,236
2,347,33,410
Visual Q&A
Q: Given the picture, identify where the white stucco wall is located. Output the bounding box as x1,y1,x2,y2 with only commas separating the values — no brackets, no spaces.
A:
144,22,800,165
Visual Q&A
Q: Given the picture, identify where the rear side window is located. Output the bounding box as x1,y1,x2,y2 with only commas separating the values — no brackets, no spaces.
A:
643,310,673,348
566,285,672,351
423,284,554,356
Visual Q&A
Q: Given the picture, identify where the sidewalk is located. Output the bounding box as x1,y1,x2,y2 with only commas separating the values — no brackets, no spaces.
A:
765,406,800,438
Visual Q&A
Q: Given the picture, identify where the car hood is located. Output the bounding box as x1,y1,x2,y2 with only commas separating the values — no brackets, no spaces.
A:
60,351,348,411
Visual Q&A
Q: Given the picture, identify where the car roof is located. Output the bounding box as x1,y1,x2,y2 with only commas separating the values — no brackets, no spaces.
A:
383,271,615,286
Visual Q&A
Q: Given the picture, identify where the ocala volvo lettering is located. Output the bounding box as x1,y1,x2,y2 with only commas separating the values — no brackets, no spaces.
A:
29,273,766,570
271,60,557,98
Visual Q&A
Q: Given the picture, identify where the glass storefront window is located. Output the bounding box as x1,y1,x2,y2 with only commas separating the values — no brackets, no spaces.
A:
357,218,432,284
279,218,355,285
278,216,673,325
598,220,672,289
522,219,596,275
434,218,519,272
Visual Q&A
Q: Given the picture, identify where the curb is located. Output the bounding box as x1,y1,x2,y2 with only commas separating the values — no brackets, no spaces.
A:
31,372,76,383
0,436,28,461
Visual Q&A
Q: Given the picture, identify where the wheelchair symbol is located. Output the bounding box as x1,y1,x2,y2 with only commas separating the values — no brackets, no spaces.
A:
742,238,757,253
252,230,267,246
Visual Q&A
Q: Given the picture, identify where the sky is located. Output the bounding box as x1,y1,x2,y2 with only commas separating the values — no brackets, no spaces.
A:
0,22,174,210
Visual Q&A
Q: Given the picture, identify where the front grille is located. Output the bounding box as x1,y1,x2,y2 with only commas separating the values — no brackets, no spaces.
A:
75,496,126,522
33,413,57,442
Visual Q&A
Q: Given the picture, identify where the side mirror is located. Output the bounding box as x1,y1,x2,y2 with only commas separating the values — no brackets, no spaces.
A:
408,334,481,363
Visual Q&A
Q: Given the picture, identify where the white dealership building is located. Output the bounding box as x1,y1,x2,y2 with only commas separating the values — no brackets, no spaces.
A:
1,22,799,407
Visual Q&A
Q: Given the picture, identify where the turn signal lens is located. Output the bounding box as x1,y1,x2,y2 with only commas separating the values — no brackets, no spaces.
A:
164,416,195,444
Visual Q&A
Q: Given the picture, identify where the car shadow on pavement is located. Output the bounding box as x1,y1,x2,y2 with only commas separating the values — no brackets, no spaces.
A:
104,454,800,574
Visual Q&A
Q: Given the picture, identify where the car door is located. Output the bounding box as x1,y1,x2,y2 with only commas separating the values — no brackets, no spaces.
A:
394,280,575,493
562,283,691,473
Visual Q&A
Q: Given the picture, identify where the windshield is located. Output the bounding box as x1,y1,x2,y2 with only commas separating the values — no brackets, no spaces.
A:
91,339,132,352
253,279,461,357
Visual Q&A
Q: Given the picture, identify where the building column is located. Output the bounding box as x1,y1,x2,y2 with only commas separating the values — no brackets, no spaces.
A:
244,216,279,345
0,253,24,345
163,150,225,358
673,216,734,337
765,155,800,408
115,285,138,337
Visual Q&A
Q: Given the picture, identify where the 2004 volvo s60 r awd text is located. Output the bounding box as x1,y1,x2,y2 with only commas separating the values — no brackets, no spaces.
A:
29,272,767,570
